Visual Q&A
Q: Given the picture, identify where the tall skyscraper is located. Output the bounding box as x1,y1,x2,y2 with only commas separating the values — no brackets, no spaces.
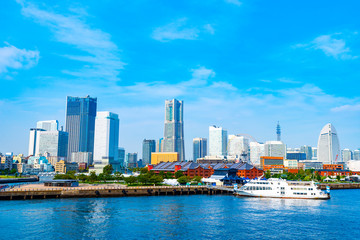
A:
38,130,68,158
276,121,281,141
353,149,360,160
66,96,97,161
228,135,249,161
36,120,58,131
342,149,353,162
93,111,119,173
264,141,287,159
250,142,265,165
126,153,138,168
156,138,164,152
142,139,156,166
300,145,313,160
312,147,318,160
28,128,45,156
163,99,185,161
317,123,341,164
209,125,227,157
193,138,207,161
118,147,125,167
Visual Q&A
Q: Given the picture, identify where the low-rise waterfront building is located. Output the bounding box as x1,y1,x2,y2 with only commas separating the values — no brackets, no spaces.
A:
151,152,179,165
55,160,78,173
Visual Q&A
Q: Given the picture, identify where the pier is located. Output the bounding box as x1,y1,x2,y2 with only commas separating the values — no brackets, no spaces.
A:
0,185,234,200
319,183,360,190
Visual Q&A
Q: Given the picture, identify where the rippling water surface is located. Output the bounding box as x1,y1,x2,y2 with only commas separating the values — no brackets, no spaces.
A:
1,190,359,240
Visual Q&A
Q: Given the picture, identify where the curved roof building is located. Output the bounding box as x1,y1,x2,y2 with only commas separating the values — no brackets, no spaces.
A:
317,123,341,164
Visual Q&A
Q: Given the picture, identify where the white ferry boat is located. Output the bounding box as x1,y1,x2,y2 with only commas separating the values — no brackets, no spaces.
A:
234,178,330,200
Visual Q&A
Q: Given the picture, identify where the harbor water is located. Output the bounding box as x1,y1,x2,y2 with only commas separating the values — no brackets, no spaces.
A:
0,189,359,240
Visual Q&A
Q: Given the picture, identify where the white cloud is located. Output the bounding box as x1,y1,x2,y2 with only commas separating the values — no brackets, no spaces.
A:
17,1,124,82
296,34,357,60
152,18,199,42
225,0,242,6
331,104,360,112
278,77,301,84
0,43,39,74
203,24,215,35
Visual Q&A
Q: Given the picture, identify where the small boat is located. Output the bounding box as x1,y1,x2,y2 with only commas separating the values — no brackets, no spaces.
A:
234,178,330,200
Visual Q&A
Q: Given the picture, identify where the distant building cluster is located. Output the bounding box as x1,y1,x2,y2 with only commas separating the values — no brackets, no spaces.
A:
1,95,360,178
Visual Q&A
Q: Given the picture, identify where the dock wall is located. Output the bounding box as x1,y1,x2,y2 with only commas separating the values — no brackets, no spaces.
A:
0,186,233,200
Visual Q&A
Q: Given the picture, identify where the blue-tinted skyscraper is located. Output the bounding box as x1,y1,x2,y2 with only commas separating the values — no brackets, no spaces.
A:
163,99,185,161
193,138,207,161
66,96,97,161
142,139,156,166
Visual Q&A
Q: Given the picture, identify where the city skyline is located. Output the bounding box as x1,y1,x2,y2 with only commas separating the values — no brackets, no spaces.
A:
1,1,360,157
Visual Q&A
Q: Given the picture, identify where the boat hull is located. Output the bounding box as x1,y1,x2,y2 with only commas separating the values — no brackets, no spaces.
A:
234,191,330,200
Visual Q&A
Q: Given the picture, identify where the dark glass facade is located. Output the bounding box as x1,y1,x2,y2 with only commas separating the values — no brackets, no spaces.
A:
66,96,97,161
142,139,156,166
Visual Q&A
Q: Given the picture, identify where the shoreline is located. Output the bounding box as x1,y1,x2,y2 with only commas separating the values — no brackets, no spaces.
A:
0,185,233,200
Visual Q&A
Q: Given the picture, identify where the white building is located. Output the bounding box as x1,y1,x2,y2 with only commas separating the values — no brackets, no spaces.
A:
354,149,360,160
250,142,265,165
36,120,59,131
209,126,227,157
347,160,360,171
228,135,249,161
93,112,119,174
71,152,93,165
342,149,353,162
28,128,45,156
317,123,341,164
312,147,318,160
264,141,286,159
38,130,68,158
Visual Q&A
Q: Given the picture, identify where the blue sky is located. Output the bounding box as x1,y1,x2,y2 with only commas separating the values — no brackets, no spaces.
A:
1,0,360,158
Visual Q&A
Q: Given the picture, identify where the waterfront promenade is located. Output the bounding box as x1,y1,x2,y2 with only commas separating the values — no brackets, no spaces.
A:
0,184,233,200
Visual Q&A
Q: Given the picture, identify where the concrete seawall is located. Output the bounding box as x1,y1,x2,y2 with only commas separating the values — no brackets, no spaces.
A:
0,178,38,184
319,183,360,190
0,186,233,200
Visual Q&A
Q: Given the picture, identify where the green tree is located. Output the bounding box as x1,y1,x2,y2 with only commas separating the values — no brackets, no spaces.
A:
103,165,113,175
175,171,184,179
77,174,88,182
150,175,163,185
124,176,137,185
177,176,190,185
165,172,174,179
265,170,271,179
114,172,123,181
88,171,98,183
304,175,312,181
10,169,17,175
140,168,149,174
336,175,341,181
192,176,202,184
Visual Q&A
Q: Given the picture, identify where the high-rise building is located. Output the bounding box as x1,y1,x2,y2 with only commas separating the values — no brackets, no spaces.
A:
163,99,185,161
300,145,313,160
66,96,97,161
156,138,164,152
264,141,286,159
36,120,58,131
28,128,45,156
209,125,227,157
228,135,249,161
118,148,125,167
317,123,341,164
353,149,360,160
312,147,318,160
93,112,119,173
250,142,265,165
71,152,92,165
38,130,68,158
142,139,156,166
193,138,207,161
126,153,138,168
342,149,353,162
